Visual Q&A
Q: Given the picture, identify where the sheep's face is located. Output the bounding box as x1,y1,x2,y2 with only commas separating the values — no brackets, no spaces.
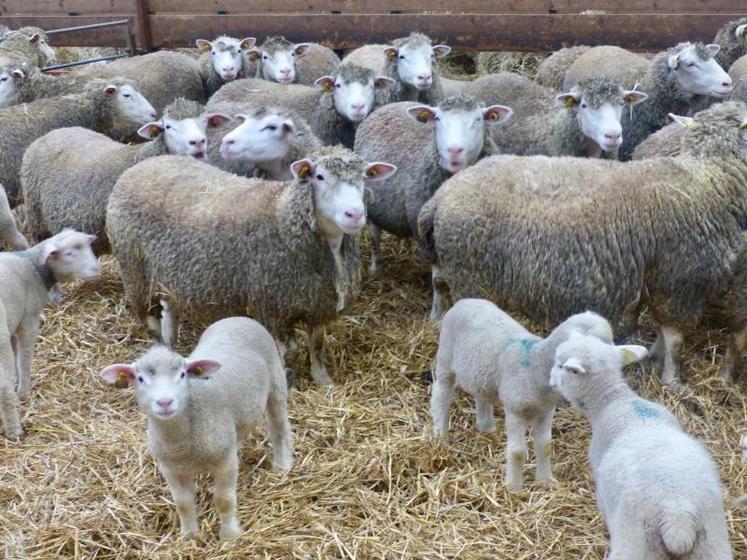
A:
42,229,100,282
29,33,55,63
140,113,229,159
315,71,394,122
197,37,255,81
407,102,512,173
100,347,221,420
105,83,157,124
220,110,296,164
251,41,311,84
670,43,733,98
0,66,23,107
290,157,396,236
384,41,450,91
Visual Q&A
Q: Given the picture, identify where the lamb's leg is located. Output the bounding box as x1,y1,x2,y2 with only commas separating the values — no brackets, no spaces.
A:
266,387,294,471
474,397,496,433
721,326,747,383
532,408,555,485
212,453,241,540
504,411,528,492
160,466,198,537
429,265,449,322
0,330,22,440
276,332,299,390
368,223,383,278
159,299,176,349
430,370,456,437
13,316,39,398
660,325,684,389
307,325,334,386
648,328,664,370
606,518,652,560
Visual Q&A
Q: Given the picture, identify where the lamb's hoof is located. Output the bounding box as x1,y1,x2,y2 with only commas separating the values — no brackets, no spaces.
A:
16,383,30,399
476,424,497,434
4,425,24,441
534,475,555,488
720,368,734,383
505,481,523,494
219,521,242,540
310,366,335,387
368,263,382,279
666,379,687,392
428,310,443,323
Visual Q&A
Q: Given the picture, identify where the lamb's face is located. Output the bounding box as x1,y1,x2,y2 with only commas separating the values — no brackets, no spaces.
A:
42,229,100,282
0,66,23,108
29,33,55,63
105,83,157,124
670,43,733,98
385,40,450,91
316,72,394,122
220,109,297,163
253,41,311,84
198,37,255,81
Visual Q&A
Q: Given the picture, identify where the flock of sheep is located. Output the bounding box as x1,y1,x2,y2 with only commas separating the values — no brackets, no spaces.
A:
0,16,746,557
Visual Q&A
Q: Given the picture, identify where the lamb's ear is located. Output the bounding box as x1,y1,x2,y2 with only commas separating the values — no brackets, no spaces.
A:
103,84,118,96
432,45,451,58
205,113,231,128
623,90,648,105
736,24,747,40
407,105,438,124
281,118,297,136
195,39,212,52
556,91,581,108
705,43,721,58
314,75,335,94
669,113,695,128
245,49,261,62
374,76,395,90
185,359,221,378
239,37,256,50
364,162,397,182
383,46,398,61
41,242,60,263
293,43,312,56
28,33,41,45
137,121,165,140
11,68,25,81
668,50,682,70
101,364,136,387
482,105,513,123
290,158,315,181
617,345,648,366
562,357,586,375
233,113,247,123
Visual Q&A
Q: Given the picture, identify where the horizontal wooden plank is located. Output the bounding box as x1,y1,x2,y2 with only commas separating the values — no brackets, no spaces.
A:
148,13,742,51
0,1,135,16
0,16,138,47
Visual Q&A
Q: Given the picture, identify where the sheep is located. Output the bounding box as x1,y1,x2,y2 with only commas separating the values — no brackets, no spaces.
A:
0,229,99,439
417,101,747,388
244,36,313,84
713,16,747,70
21,98,229,252
207,64,394,147
216,105,322,181
355,95,511,276
730,54,747,104
562,46,652,90
464,74,648,158
106,147,396,385
292,43,341,86
195,35,256,97
0,184,27,250
534,46,591,90
100,317,293,539
0,77,156,207
0,61,25,108
549,334,732,559
342,32,450,105
4,65,100,106
432,299,613,492
632,120,685,160
0,27,55,69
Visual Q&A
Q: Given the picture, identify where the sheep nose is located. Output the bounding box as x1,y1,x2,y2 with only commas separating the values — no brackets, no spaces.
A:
351,103,365,111
723,78,733,88
345,210,363,222
604,132,621,141
280,68,291,76
189,138,205,147
447,146,464,155
157,398,173,408
418,74,432,82
222,138,235,147
223,66,235,73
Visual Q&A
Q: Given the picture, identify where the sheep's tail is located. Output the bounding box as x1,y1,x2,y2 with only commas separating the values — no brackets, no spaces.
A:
417,197,439,263
657,508,701,556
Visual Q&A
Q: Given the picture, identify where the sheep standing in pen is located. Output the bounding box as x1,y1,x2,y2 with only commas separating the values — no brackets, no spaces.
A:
418,101,747,388
0,229,99,440
0,77,156,207
21,98,229,252
0,184,27,250
432,299,613,492
106,147,396,385
464,74,648,158
355,95,511,276
550,334,732,559
195,35,256,97
100,317,293,540
736,435,747,509
0,27,55,69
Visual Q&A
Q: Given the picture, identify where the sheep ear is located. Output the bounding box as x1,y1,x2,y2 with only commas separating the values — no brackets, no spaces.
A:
86,234,97,245
736,24,747,39
617,345,648,366
42,242,60,263
233,113,247,123
205,113,230,128
290,158,315,181
294,43,312,56
383,46,398,61
185,359,221,378
668,51,681,70
281,118,297,136
101,364,136,387
196,39,212,52
432,45,451,58
137,121,165,139
245,49,260,62
482,105,512,123
705,43,721,58
407,105,438,124
669,113,695,128
623,90,648,106
314,76,335,94
103,84,118,96
556,92,581,108
374,76,395,90
562,357,586,375
11,68,25,81
239,37,256,50
28,33,41,45
364,162,397,182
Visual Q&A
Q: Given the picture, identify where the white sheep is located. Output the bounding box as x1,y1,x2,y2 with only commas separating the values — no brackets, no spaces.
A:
432,299,613,491
0,229,99,439
0,183,27,250
550,334,732,559
101,316,293,540
195,35,256,96
246,36,312,84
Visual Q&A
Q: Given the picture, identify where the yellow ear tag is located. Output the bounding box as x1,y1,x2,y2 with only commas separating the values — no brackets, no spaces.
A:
114,372,129,389
387,50,397,61
564,97,576,109
417,110,431,123
150,126,160,138
620,349,638,366
193,366,204,376
487,110,499,121
298,164,311,179
322,81,332,93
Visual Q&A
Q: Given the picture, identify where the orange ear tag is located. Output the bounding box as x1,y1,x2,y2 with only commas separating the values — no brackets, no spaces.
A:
417,110,431,123
564,97,576,109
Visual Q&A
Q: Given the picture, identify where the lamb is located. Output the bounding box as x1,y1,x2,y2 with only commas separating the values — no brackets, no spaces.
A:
562,46,652,90
245,36,312,84
0,229,99,439
431,299,613,491
0,184,28,250
417,101,747,388
342,32,450,105
465,74,648,158
106,147,396,385
0,77,156,207
208,64,394,147
0,26,55,69
0,61,25,108
100,317,293,539
730,54,747,104
550,334,732,559
4,64,104,106
195,35,256,97
354,95,511,276
534,45,591,90
713,16,747,70
21,98,229,252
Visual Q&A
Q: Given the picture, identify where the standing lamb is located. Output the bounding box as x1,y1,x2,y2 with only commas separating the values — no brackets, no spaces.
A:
0,184,27,250
418,101,747,388
550,334,732,559
21,98,229,251
195,35,256,97
293,43,341,86
432,299,613,491
355,95,511,276
0,229,99,439
100,317,293,539
0,77,156,207
736,435,747,509
107,147,396,385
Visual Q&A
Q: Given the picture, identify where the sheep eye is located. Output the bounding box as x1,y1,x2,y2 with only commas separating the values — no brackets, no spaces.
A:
0,77,6,82
165,124,171,130
180,371,186,379
399,55,405,60
334,83,341,89
123,93,131,99
137,375,144,383
265,124,277,131
580,103,587,108
316,174,325,181
262,54,269,60
687,62,697,68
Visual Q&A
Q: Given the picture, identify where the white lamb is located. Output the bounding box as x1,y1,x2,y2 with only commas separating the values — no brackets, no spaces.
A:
550,333,732,559
101,316,294,540
431,298,614,491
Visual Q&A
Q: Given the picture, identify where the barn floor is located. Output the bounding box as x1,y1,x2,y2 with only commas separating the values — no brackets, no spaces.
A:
1,234,745,559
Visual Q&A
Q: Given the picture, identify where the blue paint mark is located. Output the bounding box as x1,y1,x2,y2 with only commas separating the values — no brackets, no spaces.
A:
503,337,539,368
631,399,661,420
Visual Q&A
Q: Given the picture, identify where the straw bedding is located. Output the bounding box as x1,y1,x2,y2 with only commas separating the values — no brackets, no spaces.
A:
0,230,744,559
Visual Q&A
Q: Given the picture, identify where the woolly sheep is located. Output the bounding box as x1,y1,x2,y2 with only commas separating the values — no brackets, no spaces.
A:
0,27,55,69
195,35,256,97
101,317,293,539
562,46,651,90
21,98,229,252
245,36,312,84
355,95,510,276
730,54,747,104
632,120,685,160
713,16,747,70
0,229,99,439
342,32,450,105
292,43,341,86
534,46,590,90
106,147,396,385
0,77,156,207
465,73,648,158
0,184,27,250
432,299,613,491
418,101,747,388
550,334,732,559
3,64,93,106
0,61,25,107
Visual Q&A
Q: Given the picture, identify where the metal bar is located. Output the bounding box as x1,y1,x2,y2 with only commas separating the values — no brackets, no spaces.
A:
44,19,130,35
135,0,153,51
42,54,129,71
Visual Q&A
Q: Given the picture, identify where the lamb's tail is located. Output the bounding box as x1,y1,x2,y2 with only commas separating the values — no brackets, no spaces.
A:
417,197,439,264
657,509,701,556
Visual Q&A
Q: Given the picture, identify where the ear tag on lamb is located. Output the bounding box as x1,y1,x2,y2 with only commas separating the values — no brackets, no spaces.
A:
620,348,638,366
387,49,397,61
298,163,311,180
417,109,431,123
192,365,204,376
366,167,379,179
322,81,332,93
564,96,575,109
149,126,160,139
114,372,130,389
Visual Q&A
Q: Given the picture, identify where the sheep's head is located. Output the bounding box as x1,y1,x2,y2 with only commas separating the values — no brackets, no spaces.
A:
196,35,255,81
247,36,310,84
0,63,25,107
40,228,100,283
86,78,157,124
384,32,450,91
668,42,733,98
314,64,394,122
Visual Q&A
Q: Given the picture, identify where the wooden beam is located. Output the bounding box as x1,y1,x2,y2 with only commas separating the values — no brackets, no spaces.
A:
135,0,152,50
0,1,136,15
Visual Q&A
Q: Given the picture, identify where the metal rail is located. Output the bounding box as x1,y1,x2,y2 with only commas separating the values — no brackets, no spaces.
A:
41,19,134,72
